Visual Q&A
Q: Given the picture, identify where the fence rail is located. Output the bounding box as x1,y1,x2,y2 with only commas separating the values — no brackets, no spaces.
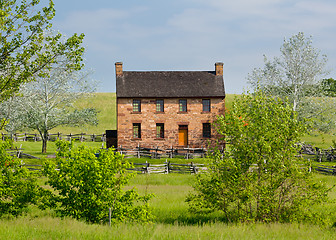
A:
314,164,336,175
1,132,106,142
117,145,211,160
21,161,207,175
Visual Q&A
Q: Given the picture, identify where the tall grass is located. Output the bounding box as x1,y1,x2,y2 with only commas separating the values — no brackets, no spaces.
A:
1,173,336,239
1,216,335,240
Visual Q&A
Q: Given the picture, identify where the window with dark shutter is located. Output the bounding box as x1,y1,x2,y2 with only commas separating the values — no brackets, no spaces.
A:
179,99,187,112
133,123,141,138
202,99,211,112
133,99,141,112
156,123,164,138
203,123,211,138
156,99,164,112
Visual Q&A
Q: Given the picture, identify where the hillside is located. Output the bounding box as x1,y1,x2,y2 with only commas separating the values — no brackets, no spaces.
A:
51,93,116,134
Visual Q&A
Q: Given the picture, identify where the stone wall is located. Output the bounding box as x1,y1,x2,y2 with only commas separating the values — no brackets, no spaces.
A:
117,97,225,149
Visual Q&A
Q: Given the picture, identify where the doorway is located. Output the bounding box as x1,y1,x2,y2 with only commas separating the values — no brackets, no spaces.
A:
178,125,188,146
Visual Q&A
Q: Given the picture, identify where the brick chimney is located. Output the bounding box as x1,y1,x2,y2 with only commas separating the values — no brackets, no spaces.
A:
115,62,123,76
215,62,223,76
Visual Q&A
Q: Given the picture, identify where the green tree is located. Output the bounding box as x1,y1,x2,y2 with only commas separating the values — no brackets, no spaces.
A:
321,78,336,97
187,91,329,223
0,140,43,217
248,32,335,132
43,141,153,224
0,0,84,103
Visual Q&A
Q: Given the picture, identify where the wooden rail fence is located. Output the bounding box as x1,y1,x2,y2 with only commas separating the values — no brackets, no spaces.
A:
1,132,106,142
20,161,207,174
117,145,211,159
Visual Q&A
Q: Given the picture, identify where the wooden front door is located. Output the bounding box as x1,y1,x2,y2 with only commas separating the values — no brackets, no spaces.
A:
178,125,188,146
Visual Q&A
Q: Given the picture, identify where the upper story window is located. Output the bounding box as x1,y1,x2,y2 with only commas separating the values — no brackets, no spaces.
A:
179,99,187,112
202,99,211,112
133,99,141,112
156,123,164,138
203,123,211,138
133,123,141,138
156,99,164,112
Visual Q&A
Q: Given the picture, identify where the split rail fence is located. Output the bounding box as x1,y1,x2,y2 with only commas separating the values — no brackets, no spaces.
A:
20,161,207,175
1,132,106,142
117,145,212,160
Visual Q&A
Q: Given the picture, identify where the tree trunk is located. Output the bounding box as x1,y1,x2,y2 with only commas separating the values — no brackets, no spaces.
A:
42,131,48,153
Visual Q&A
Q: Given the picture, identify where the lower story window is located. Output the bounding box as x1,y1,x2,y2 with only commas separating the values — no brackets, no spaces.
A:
156,123,164,138
133,123,141,138
203,123,211,138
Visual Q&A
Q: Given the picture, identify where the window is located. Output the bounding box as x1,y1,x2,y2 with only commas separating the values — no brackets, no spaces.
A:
133,123,141,138
179,99,187,112
203,123,211,138
156,99,164,112
156,123,164,138
202,99,211,112
133,99,141,112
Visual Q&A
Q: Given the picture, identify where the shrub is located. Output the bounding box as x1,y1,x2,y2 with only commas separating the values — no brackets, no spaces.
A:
187,91,330,223
0,140,42,217
43,141,153,224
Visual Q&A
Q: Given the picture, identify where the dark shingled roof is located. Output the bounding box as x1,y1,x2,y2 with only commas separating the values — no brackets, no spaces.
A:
116,71,225,98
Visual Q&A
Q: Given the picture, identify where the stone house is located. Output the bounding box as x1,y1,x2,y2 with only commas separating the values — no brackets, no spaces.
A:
116,62,225,149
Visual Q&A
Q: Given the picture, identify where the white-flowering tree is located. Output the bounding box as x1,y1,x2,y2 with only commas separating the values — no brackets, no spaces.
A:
248,32,335,132
1,62,98,153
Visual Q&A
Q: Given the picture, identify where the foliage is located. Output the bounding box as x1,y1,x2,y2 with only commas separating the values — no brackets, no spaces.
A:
247,32,335,132
0,0,85,103
43,140,153,224
321,78,336,97
0,140,42,217
187,91,330,223
0,61,98,153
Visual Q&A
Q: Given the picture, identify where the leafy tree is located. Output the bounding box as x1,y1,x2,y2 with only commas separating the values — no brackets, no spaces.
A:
0,140,43,217
321,78,336,97
248,32,335,132
0,0,85,103
43,141,153,224
187,91,329,223
0,62,98,153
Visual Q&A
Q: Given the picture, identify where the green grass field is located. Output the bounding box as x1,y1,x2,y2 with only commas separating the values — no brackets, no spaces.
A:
1,173,336,240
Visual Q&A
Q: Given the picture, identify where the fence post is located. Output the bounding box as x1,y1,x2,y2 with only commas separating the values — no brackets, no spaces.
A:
137,143,140,158
145,161,150,174
186,146,189,160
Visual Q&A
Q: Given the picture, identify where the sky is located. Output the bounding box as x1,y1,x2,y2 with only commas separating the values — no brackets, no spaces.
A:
45,0,336,93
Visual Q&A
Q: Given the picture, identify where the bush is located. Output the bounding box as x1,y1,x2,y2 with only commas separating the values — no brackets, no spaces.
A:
0,140,42,217
187,91,330,223
43,141,153,224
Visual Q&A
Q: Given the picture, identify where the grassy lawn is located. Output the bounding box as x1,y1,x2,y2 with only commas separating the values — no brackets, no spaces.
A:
1,173,336,239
